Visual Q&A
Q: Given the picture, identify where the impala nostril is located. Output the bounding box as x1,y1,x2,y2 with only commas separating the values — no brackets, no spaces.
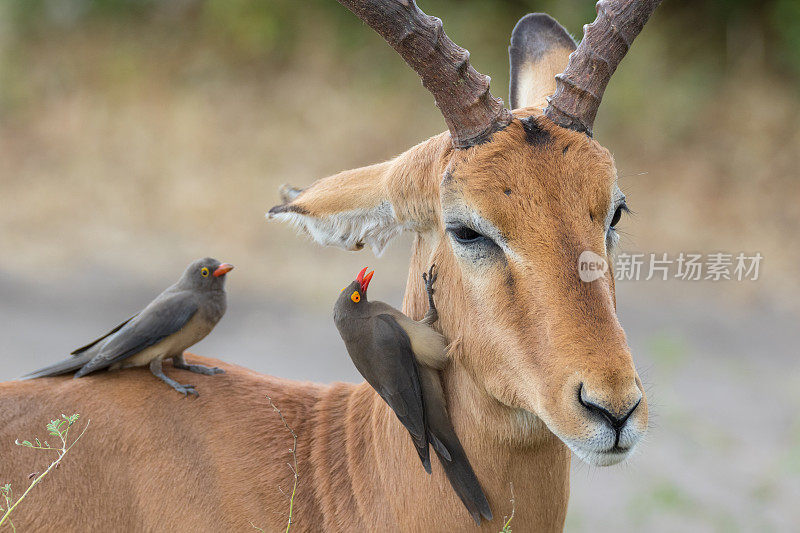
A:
578,382,641,431
616,398,640,427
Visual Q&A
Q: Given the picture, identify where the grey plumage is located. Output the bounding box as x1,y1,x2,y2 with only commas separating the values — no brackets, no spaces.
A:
333,266,492,524
344,307,433,472
22,257,233,396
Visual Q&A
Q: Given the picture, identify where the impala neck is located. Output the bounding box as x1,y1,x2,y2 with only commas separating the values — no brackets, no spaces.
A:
399,231,572,529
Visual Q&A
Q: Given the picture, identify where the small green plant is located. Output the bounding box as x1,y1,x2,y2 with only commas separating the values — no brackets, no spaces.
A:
500,482,515,533
0,414,90,531
262,396,298,533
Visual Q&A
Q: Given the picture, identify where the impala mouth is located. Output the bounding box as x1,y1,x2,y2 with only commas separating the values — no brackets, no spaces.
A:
561,425,644,467
565,440,636,467
507,386,646,467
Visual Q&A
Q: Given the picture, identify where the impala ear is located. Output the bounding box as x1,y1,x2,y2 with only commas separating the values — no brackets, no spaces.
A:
268,163,400,255
268,151,443,256
269,135,447,255
509,14,576,110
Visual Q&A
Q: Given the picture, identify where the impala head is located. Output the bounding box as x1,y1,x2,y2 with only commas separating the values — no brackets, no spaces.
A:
269,0,661,466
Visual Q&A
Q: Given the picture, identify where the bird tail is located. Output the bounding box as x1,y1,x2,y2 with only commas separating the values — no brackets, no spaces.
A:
419,367,493,525
433,431,493,525
413,437,432,474
19,352,93,380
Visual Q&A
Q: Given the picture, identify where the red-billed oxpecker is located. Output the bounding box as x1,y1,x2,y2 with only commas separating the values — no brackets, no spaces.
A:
22,257,233,396
333,265,492,524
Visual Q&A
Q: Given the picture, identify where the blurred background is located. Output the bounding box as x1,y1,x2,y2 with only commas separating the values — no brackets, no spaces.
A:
0,0,798,530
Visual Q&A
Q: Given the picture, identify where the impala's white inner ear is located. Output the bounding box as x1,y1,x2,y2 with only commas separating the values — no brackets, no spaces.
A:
509,13,577,110
268,200,405,256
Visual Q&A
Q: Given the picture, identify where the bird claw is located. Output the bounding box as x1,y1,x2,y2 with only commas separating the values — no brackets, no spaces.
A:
422,264,437,296
177,362,225,375
176,384,198,397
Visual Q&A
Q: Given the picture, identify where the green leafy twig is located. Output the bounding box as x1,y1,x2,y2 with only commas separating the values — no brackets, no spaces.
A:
0,485,14,532
266,396,298,533
0,414,90,530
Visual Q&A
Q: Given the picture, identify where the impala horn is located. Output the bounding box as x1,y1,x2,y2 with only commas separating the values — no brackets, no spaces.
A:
544,0,663,137
336,0,512,148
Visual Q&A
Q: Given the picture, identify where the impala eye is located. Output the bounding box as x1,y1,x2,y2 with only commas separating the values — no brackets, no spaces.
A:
201,267,210,277
448,225,486,245
610,203,628,229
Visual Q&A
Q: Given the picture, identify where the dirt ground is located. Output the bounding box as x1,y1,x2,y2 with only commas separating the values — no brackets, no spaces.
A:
1,268,797,532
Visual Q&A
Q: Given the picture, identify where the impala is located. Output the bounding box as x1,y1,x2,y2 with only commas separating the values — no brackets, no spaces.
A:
0,0,660,530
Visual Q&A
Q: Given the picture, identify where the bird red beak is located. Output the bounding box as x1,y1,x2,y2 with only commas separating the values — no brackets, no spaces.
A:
213,263,234,277
356,266,374,292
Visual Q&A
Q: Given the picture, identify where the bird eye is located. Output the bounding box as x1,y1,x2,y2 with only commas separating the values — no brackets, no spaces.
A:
350,291,360,303
447,225,486,245
201,267,210,277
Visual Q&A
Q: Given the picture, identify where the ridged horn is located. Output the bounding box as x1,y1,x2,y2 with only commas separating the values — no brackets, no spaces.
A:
544,0,663,137
337,0,513,148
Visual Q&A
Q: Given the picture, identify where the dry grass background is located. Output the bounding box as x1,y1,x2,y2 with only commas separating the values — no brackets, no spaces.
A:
0,2,798,309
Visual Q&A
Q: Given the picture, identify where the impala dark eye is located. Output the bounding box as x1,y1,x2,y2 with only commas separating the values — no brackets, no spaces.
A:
610,203,628,229
448,225,485,245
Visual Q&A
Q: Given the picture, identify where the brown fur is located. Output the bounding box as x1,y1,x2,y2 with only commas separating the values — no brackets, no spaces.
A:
0,353,570,531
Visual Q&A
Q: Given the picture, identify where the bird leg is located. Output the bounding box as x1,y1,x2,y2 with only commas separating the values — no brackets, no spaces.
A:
172,354,225,375
150,358,198,396
420,264,439,326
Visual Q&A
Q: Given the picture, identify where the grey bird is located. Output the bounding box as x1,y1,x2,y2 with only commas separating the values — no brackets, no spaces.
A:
333,265,492,524
22,257,234,396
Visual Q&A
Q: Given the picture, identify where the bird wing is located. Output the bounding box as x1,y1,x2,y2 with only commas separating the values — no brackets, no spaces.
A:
367,302,448,369
372,314,427,444
70,314,138,356
74,292,199,377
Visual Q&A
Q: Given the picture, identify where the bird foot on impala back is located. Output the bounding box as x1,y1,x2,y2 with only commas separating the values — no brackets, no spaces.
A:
173,354,225,375
191,365,224,375
173,383,198,397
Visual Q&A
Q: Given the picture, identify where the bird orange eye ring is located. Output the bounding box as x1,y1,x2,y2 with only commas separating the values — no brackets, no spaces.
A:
350,291,361,303
201,267,210,277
